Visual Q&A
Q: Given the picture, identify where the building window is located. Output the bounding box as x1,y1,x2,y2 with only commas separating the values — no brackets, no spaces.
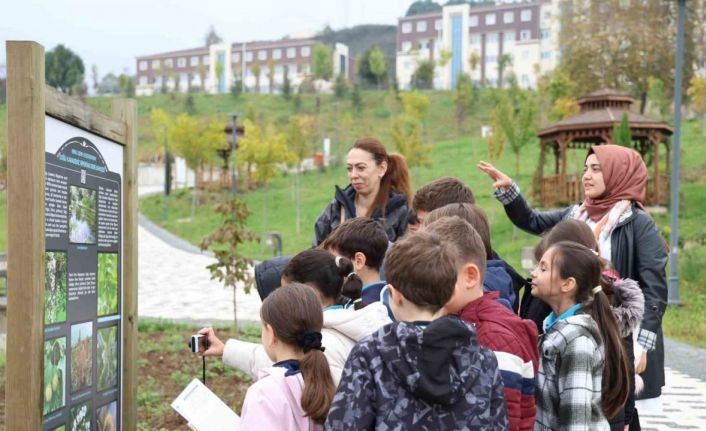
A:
233,52,240,62
522,74,529,86
520,30,532,41
522,50,530,59
287,47,296,58
402,22,412,33
486,54,497,63
273,49,282,60
487,33,499,43
504,31,515,42
401,41,412,52
245,51,254,62
470,34,481,45
416,20,427,32
202,55,210,65
435,19,442,31
275,65,284,75
139,61,147,71
139,76,148,85
543,10,551,20
301,46,311,57
164,59,173,68
469,15,478,27
485,13,496,25
190,56,199,66
289,63,298,74
541,51,551,59
301,64,310,74
540,30,551,40
521,9,532,22
258,50,267,61
177,57,186,68
504,11,514,23
152,59,160,69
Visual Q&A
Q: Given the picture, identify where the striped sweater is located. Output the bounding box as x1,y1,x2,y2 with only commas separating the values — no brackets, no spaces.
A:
458,291,539,431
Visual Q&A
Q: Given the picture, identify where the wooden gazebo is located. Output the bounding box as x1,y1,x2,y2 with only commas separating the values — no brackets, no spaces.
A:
536,89,673,207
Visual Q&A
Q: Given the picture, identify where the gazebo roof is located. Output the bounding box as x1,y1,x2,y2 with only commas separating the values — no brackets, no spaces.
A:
538,89,673,139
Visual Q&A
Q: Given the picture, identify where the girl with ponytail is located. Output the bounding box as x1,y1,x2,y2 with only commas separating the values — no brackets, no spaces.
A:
531,241,630,430
239,283,333,429
313,137,411,246
198,248,390,385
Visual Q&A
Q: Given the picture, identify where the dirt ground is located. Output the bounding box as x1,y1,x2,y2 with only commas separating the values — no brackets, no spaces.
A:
0,324,253,430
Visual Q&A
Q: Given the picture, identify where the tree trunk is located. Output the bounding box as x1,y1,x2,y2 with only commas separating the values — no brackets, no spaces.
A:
640,91,648,114
232,282,239,336
515,151,521,178
295,168,301,236
190,184,197,221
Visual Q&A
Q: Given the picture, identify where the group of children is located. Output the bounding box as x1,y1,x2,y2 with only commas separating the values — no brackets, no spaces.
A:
198,175,646,431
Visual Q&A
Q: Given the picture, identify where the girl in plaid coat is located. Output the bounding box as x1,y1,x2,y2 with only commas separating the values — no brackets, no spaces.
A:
531,241,630,430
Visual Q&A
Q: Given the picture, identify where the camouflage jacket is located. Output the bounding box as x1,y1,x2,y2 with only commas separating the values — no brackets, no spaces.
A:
325,315,509,430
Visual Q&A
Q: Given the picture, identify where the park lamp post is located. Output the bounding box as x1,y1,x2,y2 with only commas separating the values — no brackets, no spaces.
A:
162,125,171,224
668,0,686,305
228,112,240,197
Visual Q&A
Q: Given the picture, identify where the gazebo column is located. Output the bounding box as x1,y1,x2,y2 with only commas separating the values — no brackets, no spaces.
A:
558,135,571,204
649,133,663,205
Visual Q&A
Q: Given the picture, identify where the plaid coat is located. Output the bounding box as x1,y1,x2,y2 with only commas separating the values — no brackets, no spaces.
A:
535,314,609,431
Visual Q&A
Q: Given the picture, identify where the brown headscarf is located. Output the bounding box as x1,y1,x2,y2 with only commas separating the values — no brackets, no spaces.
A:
582,144,647,221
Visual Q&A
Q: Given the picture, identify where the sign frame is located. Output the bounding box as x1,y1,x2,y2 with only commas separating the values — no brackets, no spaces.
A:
6,41,138,430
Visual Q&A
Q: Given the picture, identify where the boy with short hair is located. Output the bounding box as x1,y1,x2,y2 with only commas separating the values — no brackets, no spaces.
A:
424,216,539,431
320,217,389,305
411,176,475,225
325,231,508,430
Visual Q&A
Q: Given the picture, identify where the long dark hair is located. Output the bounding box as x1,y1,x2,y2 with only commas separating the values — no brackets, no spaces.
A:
549,241,629,419
351,137,411,216
260,283,335,424
282,248,363,306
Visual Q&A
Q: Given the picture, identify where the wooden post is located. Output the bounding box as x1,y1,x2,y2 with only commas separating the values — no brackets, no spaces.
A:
113,99,139,431
6,40,46,431
651,134,661,205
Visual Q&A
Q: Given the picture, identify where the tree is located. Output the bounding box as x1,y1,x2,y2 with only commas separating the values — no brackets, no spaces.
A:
647,77,671,120
267,60,276,94
215,62,224,93
150,108,172,159
350,84,363,113
184,94,197,115
204,26,223,47
497,54,512,88
550,97,580,121
334,74,348,99
200,198,258,335
613,112,632,147
468,52,480,75
230,69,243,99
285,115,315,235
494,89,537,176
406,0,442,16
558,0,703,113
282,65,292,100
454,73,473,133
197,64,207,92
368,45,387,89
312,43,333,82
486,111,505,161
391,92,431,168
687,76,706,135
97,73,120,95
91,65,99,94
251,63,261,93
411,60,435,90
117,74,135,97
45,44,85,94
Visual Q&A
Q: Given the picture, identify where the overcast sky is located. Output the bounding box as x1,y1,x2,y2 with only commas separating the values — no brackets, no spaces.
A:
1,0,415,78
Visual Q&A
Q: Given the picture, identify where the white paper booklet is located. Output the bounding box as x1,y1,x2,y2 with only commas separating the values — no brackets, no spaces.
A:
171,378,241,431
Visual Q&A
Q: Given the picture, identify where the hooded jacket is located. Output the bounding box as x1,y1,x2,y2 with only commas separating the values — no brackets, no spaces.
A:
313,184,409,246
535,314,608,431
458,292,539,431
484,260,517,310
240,364,323,431
325,315,509,430
222,303,391,385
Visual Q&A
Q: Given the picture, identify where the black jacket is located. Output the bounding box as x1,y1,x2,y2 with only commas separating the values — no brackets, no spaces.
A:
501,191,668,406
313,184,409,246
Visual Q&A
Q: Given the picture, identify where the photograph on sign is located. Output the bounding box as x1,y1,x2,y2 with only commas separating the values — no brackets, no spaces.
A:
45,251,68,325
70,400,92,431
68,186,97,244
43,337,67,416
70,321,93,393
96,400,118,431
97,325,118,391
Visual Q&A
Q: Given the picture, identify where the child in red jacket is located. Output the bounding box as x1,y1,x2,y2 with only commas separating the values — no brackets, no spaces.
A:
424,216,539,431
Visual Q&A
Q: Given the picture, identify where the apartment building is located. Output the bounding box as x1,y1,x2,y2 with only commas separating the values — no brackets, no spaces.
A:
396,0,559,90
136,35,349,96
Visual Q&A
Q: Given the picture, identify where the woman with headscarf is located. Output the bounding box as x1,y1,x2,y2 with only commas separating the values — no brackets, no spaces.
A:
479,145,667,431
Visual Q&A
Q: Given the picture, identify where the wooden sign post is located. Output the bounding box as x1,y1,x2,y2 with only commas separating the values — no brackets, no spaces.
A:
6,41,138,430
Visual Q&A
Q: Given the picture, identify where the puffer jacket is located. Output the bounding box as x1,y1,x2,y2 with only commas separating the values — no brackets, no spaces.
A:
222,302,391,385
325,315,508,430
313,184,409,246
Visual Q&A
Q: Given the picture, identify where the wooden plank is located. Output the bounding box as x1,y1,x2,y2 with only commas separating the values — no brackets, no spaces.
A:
6,40,46,431
112,98,138,431
46,85,127,145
